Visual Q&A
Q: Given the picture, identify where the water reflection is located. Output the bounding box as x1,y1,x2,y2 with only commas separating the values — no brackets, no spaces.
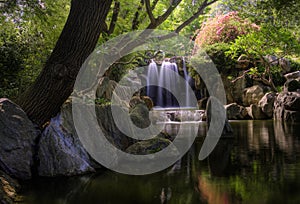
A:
22,121,300,204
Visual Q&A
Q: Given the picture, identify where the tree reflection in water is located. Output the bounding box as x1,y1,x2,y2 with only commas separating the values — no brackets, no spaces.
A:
22,121,300,204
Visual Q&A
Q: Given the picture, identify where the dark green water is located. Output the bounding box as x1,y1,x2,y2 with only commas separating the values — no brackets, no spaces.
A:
22,120,300,204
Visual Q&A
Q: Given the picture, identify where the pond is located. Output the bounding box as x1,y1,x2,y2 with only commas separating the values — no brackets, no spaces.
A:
21,120,300,204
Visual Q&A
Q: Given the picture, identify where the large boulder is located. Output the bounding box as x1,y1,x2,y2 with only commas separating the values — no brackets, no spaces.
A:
221,74,247,105
258,92,277,118
247,104,268,120
242,85,264,106
225,103,249,120
0,98,40,180
231,73,248,104
38,99,136,177
96,104,134,150
129,103,151,129
38,102,96,177
274,92,300,122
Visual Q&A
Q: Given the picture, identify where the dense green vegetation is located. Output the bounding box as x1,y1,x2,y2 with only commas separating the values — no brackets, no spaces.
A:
0,0,299,99
0,0,70,98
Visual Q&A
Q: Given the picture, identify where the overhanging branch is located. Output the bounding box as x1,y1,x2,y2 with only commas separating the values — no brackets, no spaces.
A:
145,0,155,24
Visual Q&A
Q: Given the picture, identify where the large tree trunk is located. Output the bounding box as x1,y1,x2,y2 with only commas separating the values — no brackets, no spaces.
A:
17,0,112,127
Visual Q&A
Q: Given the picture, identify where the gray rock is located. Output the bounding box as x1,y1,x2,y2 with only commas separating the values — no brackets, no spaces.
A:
243,85,265,106
274,92,300,122
284,79,300,92
0,98,40,180
38,114,95,177
247,104,268,120
225,103,249,120
258,92,277,118
129,103,151,129
126,138,171,155
96,104,134,150
231,73,248,104
284,71,300,81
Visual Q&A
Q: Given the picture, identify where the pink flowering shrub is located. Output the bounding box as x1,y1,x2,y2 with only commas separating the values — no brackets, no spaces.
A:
195,12,260,48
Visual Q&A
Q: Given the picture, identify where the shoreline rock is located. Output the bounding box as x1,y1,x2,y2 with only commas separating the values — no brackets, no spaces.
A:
0,98,40,180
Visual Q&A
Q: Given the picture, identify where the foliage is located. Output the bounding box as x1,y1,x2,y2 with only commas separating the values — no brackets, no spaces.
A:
0,0,70,98
95,97,111,106
226,24,300,89
203,42,235,72
227,25,300,59
194,11,260,48
222,0,300,29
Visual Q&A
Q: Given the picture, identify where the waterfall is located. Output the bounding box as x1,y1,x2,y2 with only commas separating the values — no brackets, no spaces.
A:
147,60,159,102
158,61,179,107
146,59,196,108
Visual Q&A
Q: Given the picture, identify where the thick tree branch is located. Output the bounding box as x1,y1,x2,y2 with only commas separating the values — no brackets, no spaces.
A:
147,0,182,29
145,0,155,24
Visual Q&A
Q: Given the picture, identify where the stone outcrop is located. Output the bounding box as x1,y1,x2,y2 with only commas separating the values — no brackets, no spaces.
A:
258,92,277,118
0,98,40,180
247,104,268,120
129,103,151,129
284,79,300,92
38,100,133,177
37,102,96,177
242,85,264,106
274,92,300,122
225,103,249,120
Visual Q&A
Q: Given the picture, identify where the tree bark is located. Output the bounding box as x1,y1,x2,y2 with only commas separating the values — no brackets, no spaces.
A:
16,0,113,127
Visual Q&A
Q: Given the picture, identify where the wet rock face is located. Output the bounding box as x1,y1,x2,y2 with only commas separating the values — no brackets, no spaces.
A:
0,98,40,180
274,92,300,122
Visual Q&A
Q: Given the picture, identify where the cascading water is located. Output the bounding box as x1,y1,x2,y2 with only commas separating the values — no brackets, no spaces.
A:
146,58,203,123
147,60,159,103
157,61,179,107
